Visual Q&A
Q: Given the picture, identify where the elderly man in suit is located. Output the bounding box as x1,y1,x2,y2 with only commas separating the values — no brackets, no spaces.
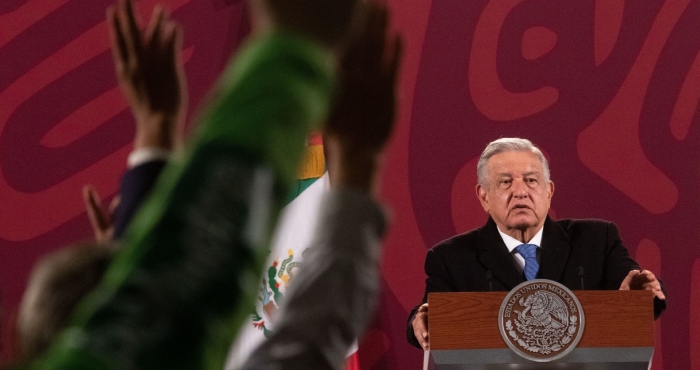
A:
407,137,667,350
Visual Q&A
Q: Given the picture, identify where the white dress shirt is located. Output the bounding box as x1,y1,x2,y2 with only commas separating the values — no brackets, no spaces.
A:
496,226,543,274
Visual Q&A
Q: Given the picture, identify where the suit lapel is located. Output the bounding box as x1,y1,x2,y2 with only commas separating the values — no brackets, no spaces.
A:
538,216,571,281
476,217,525,290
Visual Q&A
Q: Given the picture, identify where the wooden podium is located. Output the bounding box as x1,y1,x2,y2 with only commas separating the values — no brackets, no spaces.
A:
425,291,655,370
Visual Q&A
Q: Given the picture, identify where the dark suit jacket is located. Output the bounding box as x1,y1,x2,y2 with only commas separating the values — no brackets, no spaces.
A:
406,216,667,348
113,160,167,239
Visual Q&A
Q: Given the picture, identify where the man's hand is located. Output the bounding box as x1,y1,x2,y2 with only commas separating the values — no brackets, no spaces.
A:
83,186,119,244
412,303,430,350
619,269,666,301
107,0,186,151
324,3,403,193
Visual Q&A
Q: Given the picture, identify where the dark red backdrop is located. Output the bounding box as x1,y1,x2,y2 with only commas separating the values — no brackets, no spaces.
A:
1,1,698,368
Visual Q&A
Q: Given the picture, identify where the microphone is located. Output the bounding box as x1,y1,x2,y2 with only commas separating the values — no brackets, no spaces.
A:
577,266,585,290
486,271,493,292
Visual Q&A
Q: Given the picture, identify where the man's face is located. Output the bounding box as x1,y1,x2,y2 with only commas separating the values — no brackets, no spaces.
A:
476,151,554,239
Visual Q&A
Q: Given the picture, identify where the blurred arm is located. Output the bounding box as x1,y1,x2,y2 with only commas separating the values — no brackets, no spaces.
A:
241,4,402,369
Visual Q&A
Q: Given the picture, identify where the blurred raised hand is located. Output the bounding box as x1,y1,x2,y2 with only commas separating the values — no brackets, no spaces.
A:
83,0,186,244
83,185,120,244
324,2,403,193
107,0,186,151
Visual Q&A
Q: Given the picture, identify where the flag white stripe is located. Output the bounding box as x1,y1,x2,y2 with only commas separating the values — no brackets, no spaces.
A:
225,173,330,369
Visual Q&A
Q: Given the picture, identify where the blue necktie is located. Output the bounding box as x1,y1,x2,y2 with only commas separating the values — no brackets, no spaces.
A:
515,243,539,280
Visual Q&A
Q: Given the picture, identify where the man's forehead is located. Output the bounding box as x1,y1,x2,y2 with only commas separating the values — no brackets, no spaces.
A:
487,151,543,170
493,170,541,177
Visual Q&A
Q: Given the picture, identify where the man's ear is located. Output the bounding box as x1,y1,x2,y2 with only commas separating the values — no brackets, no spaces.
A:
547,180,555,200
476,184,489,212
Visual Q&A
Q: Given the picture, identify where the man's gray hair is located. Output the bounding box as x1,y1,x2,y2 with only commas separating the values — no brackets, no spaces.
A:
477,138,550,187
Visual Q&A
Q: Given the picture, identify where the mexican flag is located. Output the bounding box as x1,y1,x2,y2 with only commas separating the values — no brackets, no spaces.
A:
225,133,360,370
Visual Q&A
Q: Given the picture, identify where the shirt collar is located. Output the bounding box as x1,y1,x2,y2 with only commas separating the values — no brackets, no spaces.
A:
497,226,544,254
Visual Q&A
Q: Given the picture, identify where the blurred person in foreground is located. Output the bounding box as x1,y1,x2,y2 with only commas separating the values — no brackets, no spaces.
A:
23,3,398,368
82,0,188,244
15,244,117,361
31,0,362,367
15,4,184,361
77,1,400,369
406,138,667,351
239,3,401,369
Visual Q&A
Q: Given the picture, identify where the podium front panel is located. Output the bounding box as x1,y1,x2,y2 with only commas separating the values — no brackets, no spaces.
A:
427,291,654,369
